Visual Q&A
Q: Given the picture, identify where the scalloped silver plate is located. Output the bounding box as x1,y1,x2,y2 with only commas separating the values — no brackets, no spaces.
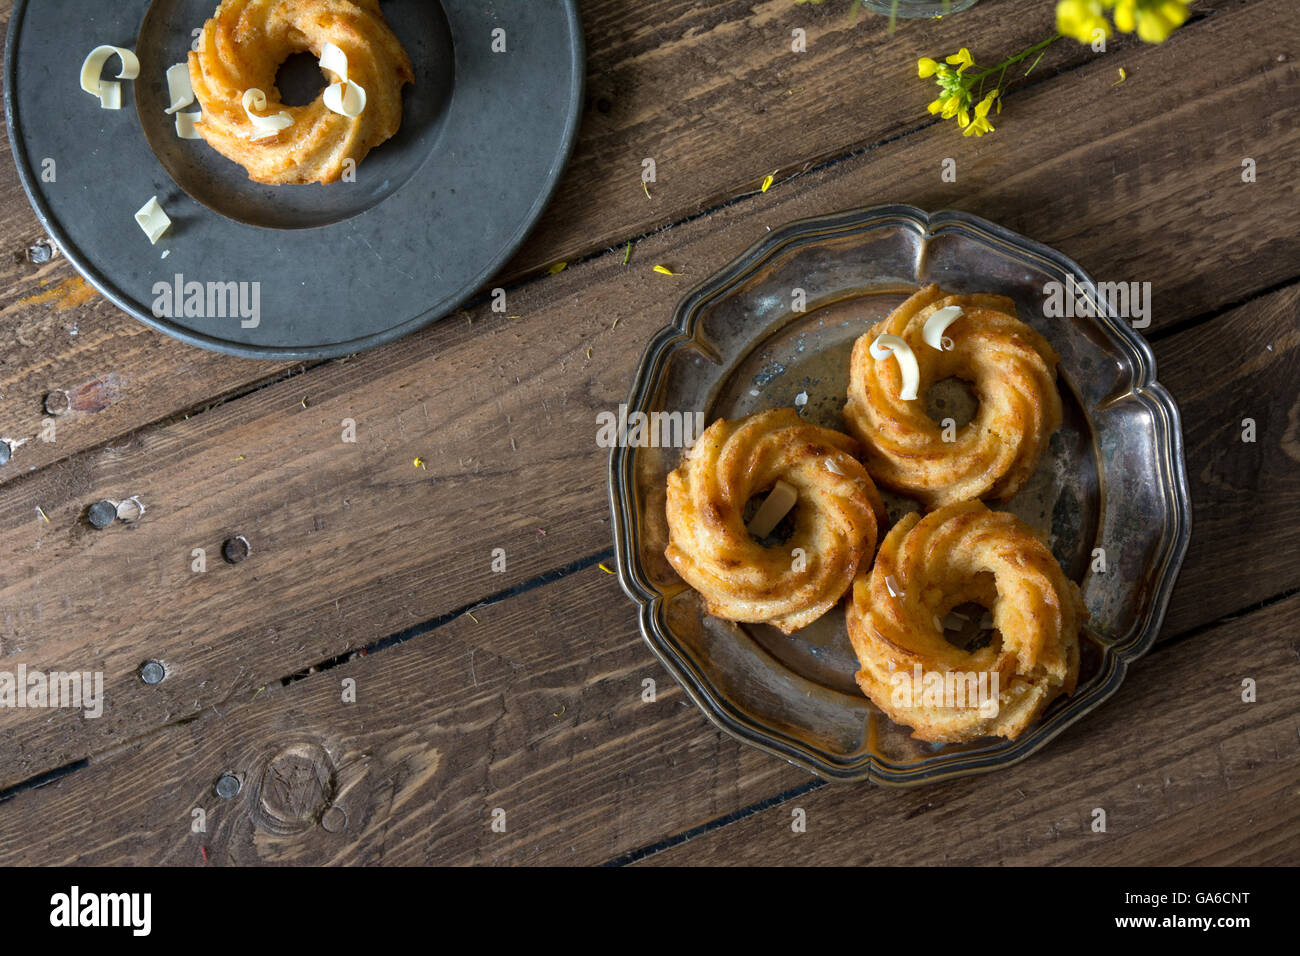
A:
608,205,1190,785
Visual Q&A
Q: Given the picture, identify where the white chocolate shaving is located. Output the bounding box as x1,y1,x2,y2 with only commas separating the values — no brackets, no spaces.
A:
134,196,171,245
324,79,367,118
241,88,293,139
923,305,964,351
320,42,350,81
885,574,904,598
869,333,920,401
80,45,140,110
319,42,367,117
175,110,203,139
164,63,195,115
747,479,798,539
824,458,845,475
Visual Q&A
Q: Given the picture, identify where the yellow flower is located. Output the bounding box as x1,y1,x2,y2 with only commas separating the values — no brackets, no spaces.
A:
919,43,1025,140
1114,0,1191,43
945,47,975,73
962,91,998,137
1056,0,1113,43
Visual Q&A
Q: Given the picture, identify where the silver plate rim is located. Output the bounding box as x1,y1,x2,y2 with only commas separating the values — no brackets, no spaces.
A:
607,203,1192,786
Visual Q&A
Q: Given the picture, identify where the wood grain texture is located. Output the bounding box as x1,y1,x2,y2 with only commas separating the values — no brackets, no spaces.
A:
0,0,1297,791
2,531,1295,867
0,0,1123,483
640,592,1300,866
0,568,811,865
1156,282,1300,636
1,0,1297,868
0,0,1267,482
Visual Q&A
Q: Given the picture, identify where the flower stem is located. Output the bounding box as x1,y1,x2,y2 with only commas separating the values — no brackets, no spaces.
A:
971,34,1063,82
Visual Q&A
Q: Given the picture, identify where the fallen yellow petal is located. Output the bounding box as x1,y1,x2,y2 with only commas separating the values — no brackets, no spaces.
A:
653,265,677,275
1114,67,1127,85
598,562,614,574
548,261,567,274
761,173,775,193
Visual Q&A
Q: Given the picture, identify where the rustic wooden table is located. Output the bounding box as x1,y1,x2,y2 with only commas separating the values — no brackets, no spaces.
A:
0,0,1296,867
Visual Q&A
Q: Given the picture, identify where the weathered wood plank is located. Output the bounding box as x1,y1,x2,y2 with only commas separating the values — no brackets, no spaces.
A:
0,0,1296,791
1156,282,1300,636
510,0,1178,265
1,533,1295,866
0,568,812,865
0,0,1264,481
640,591,1300,866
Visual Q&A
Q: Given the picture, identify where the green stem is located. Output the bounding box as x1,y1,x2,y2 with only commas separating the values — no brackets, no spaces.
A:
971,34,1063,81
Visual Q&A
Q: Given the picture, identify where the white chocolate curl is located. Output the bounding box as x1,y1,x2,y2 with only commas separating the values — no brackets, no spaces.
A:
869,333,920,401
319,42,368,118
80,46,140,110
323,80,367,117
134,196,171,245
747,479,798,539
923,305,964,352
175,110,203,139
164,63,195,115
319,42,350,81
242,88,293,139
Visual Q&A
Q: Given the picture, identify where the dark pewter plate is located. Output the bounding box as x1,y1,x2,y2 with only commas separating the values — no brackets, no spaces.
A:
608,205,1192,785
4,0,583,359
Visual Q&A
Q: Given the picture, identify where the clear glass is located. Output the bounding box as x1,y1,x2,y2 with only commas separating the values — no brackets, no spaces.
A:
861,0,981,17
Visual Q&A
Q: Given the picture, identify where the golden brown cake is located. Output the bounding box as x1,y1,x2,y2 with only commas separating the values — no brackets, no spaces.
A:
846,500,1085,742
844,284,1062,510
188,0,414,185
665,409,886,634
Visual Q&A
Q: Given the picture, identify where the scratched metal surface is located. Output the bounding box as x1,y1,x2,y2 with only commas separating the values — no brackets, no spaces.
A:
610,205,1190,784
4,0,584,357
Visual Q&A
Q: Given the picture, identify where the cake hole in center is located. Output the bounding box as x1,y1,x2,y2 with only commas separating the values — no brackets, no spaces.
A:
742,493,799,548
941,601,998,651
275,52,328,107
926,376,978,428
